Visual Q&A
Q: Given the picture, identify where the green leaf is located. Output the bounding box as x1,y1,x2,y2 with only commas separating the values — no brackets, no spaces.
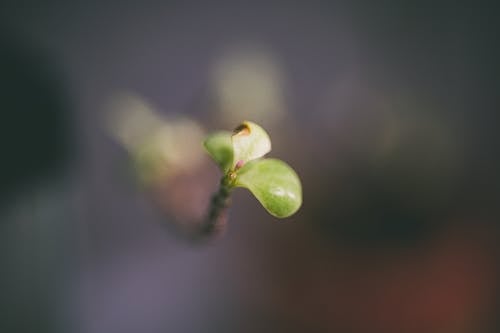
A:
235,158,302,218
203,131,234,172
231,121,271,168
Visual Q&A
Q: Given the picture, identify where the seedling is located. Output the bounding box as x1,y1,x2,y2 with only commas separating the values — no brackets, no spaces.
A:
202,121,302,235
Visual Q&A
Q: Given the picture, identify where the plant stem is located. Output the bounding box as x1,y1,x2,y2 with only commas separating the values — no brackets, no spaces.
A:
199,175,233,236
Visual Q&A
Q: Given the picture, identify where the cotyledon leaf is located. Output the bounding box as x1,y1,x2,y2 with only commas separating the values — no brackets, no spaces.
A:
203,131,233,173
235,158,302,218
231,121,271,168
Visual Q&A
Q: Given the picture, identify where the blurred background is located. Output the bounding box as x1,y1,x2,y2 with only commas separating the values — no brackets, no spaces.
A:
1,1,499,332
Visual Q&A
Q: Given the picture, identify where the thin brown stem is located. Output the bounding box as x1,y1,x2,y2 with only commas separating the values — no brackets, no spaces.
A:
198,176,233,237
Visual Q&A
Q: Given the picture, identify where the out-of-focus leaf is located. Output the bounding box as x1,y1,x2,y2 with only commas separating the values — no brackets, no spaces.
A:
231,121,271,168
235,158,302,218
203,131,233,172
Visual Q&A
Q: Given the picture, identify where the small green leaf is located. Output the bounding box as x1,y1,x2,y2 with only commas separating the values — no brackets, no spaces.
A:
235,158,302,218
231,121,271,168
203,131,234,172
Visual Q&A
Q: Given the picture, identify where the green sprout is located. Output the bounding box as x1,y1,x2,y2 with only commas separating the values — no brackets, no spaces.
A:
202,121,302,234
